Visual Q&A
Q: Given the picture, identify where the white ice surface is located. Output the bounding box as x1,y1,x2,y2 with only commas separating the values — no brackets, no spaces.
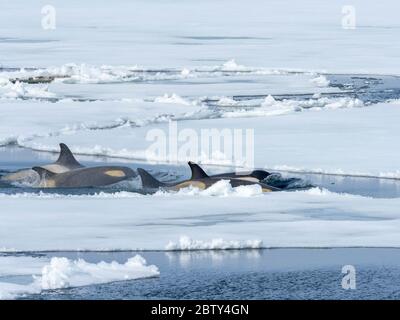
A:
1,0,400,74
166,236,263,251
310,75,330,88
1,186,400,252
0,255,159,299
21,101,400,178
0,61,337,104
0,99,203,146
0,256,47,276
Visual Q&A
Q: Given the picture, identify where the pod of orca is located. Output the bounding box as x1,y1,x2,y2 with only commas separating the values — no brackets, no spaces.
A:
0,143,279,192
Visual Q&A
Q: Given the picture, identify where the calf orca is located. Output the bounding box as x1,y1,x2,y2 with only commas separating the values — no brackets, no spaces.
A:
0,143,84,184
32,165,136,188
137,164,280,192
188,161,270,183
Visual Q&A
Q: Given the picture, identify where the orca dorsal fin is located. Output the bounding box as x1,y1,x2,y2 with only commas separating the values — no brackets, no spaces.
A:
32,166,57,178
188,161,209,180
250,170,270,181
55,143,82,168
137,168,166,188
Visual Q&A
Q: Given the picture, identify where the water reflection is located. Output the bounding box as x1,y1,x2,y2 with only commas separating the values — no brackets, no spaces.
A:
165,249,261,268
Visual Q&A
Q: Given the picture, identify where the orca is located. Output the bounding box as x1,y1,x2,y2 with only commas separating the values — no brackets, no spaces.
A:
188,161,270,183
40,143,84,173
137,164,280,193
0,143,84,184
32,165,136,188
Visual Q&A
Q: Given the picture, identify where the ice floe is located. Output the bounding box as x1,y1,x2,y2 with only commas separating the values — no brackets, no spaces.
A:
154,93,191,106
310,75,330,87
0,99,203,146
166,236,263,251
155,180,263,197
0,255,159,299
1,187,400,251
222,96,363,118
38,255,159,290
0,80,56,99
20,101,400,179
2,1,400,74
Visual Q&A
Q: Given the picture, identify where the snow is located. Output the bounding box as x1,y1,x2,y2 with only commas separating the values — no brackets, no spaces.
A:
222,96,363,118
0,255,159,299
38,255,159,290
0,62,333,101
0,62,339,150
20,101,400,179
154,93,191,106
220,59,248,72
1,187,400,252
310,75,330,87
262,95,277,106
1,0,400,74
155,180,263,197
0,256,47,276
0,99,203,146
166,236,263,251
52,64,141,84
0,80,56,99
216,97,238,107
0,282,39,300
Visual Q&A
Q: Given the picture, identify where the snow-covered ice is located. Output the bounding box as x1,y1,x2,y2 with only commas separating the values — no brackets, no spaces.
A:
166,236,263,251
1,186,400,252
19,101,400,179
0,255,159,299
0,99,203,146
156,180,264,197
1,0,400,74
38,255,159,289
310,75,330,87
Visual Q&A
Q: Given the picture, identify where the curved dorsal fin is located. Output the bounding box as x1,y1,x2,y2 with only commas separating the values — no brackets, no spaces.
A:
188,161,209,180
32,166,56,178
250,170,270,181
55,143,82,168
137,168,166,188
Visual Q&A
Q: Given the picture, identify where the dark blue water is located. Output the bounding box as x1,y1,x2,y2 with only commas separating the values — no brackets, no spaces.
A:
16,248,400,300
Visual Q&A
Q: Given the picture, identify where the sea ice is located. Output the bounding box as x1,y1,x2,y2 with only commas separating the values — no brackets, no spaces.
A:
0,255,159,299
